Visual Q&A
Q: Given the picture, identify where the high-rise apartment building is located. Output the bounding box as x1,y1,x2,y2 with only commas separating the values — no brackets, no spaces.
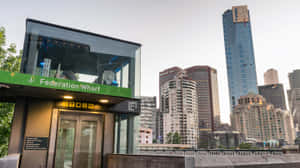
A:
159,66,221,148
159,67,183,88
258,84,287,110
288,70,300,130
139,96,157,140
232,94,282,142
223,5,258,110
161,71,199,147
264,68,279,85
159,67,183,143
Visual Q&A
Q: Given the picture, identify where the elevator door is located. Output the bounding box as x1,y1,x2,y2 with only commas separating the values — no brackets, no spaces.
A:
54,113,103,168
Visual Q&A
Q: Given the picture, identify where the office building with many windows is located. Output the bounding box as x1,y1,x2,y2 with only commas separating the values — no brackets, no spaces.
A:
258,84,287,110
288,70,300,130
223,5,258,111
185,66,221,131
139,96,158,140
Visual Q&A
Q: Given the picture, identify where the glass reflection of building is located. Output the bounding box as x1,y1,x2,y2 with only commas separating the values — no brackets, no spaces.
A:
21,19,141,154
223,5,258,111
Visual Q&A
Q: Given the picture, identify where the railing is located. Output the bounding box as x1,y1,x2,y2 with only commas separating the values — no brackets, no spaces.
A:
138,149,284,156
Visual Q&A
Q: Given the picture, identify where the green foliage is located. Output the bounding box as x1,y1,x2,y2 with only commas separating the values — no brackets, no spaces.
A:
238,143,253,150
295,137,300,145
166,132,173,144
0,26,22,157
217,145,225,149
0,28,22,72
166,132,182,144
173,132,181,144
0,104,14,157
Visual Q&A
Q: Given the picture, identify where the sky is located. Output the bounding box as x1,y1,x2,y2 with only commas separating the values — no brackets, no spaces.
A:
2,0,300,123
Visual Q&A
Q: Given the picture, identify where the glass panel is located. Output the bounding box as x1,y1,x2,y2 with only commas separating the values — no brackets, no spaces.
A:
133,115,140,153
77,121,97,168
122,64,129,88
55,119,76,168
22,20,141,92
134,47,141,97
119,114,128,154
114,115,119,153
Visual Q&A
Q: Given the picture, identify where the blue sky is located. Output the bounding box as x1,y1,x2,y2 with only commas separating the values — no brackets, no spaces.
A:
2,0,300,123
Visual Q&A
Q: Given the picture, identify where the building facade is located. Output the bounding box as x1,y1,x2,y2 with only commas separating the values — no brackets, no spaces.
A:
159,66,221,148
258,84,287,110
139,96,157,139
161,71,199,148
231,94,281,142
138,128,153,144
288,70,300,131
185,66,221,131
288,88,300,130
159,67,183,143
223,5,258,110
156,108,164,143
264,68,279,85
274,109,296,144
289,70,300,89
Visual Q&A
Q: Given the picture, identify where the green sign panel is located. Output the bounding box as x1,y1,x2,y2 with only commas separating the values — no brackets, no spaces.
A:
0,71,132,98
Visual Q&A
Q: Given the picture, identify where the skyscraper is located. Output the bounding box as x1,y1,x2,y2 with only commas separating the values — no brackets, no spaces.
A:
159,66,221,148
185,66,221,131
161,71,199,147
159,67,183,143
258,84,287,110
223,5,258,110
288,70,300,130
289,70,300,89
264,68,279,85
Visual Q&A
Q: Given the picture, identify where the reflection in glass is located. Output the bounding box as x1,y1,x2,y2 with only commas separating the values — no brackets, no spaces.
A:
22,20,141,93
55,120,76,168
78,121,97,168
27,36,133,88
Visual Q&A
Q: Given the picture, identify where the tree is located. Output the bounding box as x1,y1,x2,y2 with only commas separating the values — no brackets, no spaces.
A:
238,143,252,150
172,132,181,144
152,139,157,144
166,132,182,144
166,132,173,144
0,27,22,157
